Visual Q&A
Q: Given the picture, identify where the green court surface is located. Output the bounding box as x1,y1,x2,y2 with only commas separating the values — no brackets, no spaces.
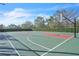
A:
0,31,79,56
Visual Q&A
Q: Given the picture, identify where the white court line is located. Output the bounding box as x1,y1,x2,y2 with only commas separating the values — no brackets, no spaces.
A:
27,37,50,50
41,36,73,56
5,36,20,56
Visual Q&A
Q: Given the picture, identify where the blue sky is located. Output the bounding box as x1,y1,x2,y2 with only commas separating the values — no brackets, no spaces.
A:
0,3,79,26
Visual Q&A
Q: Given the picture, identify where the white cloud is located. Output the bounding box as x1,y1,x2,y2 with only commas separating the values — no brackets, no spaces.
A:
0,8,51,26
0,8,33,26
3,8,32,19
36,14,50,19
14,8,25,12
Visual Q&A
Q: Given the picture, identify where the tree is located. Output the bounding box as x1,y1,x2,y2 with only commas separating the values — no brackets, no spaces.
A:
46,16,56,31
34,16,46,30
7,24,20,29
0,24,5,29
21,21,33,29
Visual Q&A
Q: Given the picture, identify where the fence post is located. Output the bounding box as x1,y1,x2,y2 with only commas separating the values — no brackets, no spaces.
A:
74,18,76,38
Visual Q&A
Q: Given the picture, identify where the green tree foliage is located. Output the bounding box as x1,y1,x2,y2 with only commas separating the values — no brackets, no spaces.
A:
21,21,33,29
34,16,46,31
7,24,20,29
0,24,5,29
46,16,56,31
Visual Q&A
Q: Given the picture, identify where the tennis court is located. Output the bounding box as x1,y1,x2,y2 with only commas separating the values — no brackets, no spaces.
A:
0,31,79,56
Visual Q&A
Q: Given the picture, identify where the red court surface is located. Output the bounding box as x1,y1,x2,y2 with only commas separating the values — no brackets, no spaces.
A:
45,33,72,39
